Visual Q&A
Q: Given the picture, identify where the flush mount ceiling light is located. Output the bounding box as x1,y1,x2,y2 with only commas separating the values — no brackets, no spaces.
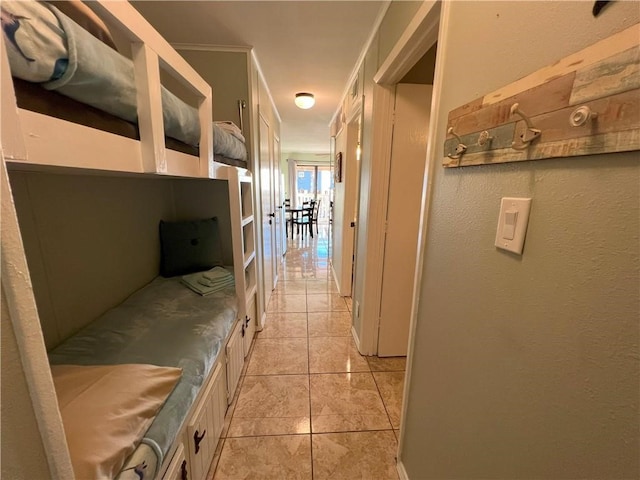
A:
295,92,315,109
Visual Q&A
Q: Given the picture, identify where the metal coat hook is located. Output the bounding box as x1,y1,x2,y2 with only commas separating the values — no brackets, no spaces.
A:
510,103,541,150
447,127,467,160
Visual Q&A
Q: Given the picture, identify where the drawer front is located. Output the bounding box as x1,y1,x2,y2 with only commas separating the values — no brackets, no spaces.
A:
243,294,257,357
163,442,188,480
226,320,244,404
186,363,222,480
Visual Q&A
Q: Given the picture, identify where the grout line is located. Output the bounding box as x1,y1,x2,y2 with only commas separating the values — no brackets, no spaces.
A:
370,369,396,431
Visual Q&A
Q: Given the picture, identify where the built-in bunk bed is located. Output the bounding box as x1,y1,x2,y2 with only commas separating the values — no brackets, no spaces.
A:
1,1,258,479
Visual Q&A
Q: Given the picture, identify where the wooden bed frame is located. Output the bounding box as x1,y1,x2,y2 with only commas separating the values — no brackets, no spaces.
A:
0,2,257,479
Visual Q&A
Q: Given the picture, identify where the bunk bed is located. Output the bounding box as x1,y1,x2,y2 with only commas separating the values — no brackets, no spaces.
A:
2,0,248,175
1,1,258,479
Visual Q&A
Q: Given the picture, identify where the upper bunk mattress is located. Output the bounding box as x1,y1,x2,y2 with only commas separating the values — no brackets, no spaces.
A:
49,275,238,464
3,1,248,165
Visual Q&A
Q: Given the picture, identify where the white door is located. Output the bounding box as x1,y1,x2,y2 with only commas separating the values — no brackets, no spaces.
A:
273,136,283,262
259,114,276,307
378,84,433,356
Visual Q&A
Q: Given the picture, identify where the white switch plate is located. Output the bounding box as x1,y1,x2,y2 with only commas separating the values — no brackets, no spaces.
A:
495,197,532,255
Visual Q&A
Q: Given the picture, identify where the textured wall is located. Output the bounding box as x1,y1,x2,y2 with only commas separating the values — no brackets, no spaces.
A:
377,0,423,68
402,1,640,478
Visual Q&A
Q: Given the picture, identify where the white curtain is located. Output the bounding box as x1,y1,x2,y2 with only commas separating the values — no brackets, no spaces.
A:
287,158,298,207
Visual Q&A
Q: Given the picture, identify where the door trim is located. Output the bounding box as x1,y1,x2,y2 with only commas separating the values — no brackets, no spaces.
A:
396,0,449,460
374,1,442,84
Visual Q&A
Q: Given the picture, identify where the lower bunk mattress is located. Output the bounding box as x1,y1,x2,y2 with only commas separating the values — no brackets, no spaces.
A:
48,275,238,479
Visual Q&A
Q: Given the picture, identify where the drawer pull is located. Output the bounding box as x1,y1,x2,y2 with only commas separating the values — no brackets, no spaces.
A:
193,429,206,454
180,460,188,480
245,316,250,327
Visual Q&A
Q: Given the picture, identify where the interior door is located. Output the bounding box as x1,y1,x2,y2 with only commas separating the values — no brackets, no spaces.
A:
378,84,433,356
273,136,283,262
259,114,276,307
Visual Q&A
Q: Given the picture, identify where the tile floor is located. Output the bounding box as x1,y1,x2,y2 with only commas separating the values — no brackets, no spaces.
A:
210,227,406,479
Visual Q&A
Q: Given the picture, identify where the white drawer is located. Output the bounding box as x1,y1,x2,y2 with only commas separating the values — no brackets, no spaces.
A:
226,320,244,404
243,294,257,357
162,442,188,480
186,363,222,480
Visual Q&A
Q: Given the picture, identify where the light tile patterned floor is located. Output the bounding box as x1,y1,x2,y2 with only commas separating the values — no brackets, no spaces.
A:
211,227,406,479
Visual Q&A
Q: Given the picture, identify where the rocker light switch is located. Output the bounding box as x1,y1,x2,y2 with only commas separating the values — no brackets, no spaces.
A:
495,197,532,255
502,210,518,240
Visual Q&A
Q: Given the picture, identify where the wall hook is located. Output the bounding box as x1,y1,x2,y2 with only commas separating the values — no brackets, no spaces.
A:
510,103,541,150
447,127,467,160
477,130,493,147
569,105,598,127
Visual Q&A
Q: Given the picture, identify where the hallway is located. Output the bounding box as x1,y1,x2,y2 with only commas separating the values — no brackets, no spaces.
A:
211,227,405,479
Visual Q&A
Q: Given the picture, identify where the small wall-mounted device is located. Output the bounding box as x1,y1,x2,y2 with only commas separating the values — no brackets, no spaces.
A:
495,197,532,255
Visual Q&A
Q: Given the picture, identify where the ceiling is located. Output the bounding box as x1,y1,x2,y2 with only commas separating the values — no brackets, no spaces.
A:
131,1,386,155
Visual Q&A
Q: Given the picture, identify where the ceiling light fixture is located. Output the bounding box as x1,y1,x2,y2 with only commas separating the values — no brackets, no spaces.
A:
295,92,315,109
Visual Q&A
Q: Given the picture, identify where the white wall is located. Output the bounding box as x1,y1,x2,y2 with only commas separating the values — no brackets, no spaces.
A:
401,2,640,478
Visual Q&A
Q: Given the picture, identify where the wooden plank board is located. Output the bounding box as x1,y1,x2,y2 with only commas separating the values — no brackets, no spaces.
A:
570,46,640,105
444,129,640,168
443,23,640,168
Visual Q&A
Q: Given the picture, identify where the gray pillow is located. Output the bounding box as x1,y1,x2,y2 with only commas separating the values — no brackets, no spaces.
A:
159,217,223,277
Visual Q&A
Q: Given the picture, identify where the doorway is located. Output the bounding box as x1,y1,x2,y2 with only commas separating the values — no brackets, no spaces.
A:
377,83,433,356
331,111,360,298
259,113,277,308
293,164,332,224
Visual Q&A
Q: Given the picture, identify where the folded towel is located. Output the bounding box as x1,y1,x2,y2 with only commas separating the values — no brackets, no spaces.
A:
197,277,234,289
203,266,232,281
181,267,234,296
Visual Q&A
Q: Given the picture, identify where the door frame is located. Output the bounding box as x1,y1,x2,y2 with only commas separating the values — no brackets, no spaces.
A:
357,1,442,356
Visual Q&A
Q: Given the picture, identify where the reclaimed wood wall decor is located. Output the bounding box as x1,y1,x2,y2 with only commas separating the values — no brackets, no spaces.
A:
443,23,639,168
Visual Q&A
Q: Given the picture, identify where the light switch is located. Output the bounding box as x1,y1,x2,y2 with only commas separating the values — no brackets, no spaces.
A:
495,197,532,255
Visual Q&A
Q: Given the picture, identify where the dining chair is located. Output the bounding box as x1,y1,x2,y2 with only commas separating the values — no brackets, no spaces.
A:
292,200,314,239
284,198,292,238
310,199,321,236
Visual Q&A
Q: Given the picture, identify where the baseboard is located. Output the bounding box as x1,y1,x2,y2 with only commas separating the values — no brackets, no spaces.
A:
331,264,341,294
351,325,361,351
397,459,409,480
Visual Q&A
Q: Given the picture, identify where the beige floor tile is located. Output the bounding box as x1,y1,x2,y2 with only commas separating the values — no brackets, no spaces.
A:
246,338,308,375
310,373,390,433
307,293,349,312
228,375,310,437
259,312,308,338
373,371,405,429
274,280,307,295
312,431,398,480
307,311,351,337
214,435,312,480
309,337,370,373
267,294,307,313
367,356,407,372
306,280,339,293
